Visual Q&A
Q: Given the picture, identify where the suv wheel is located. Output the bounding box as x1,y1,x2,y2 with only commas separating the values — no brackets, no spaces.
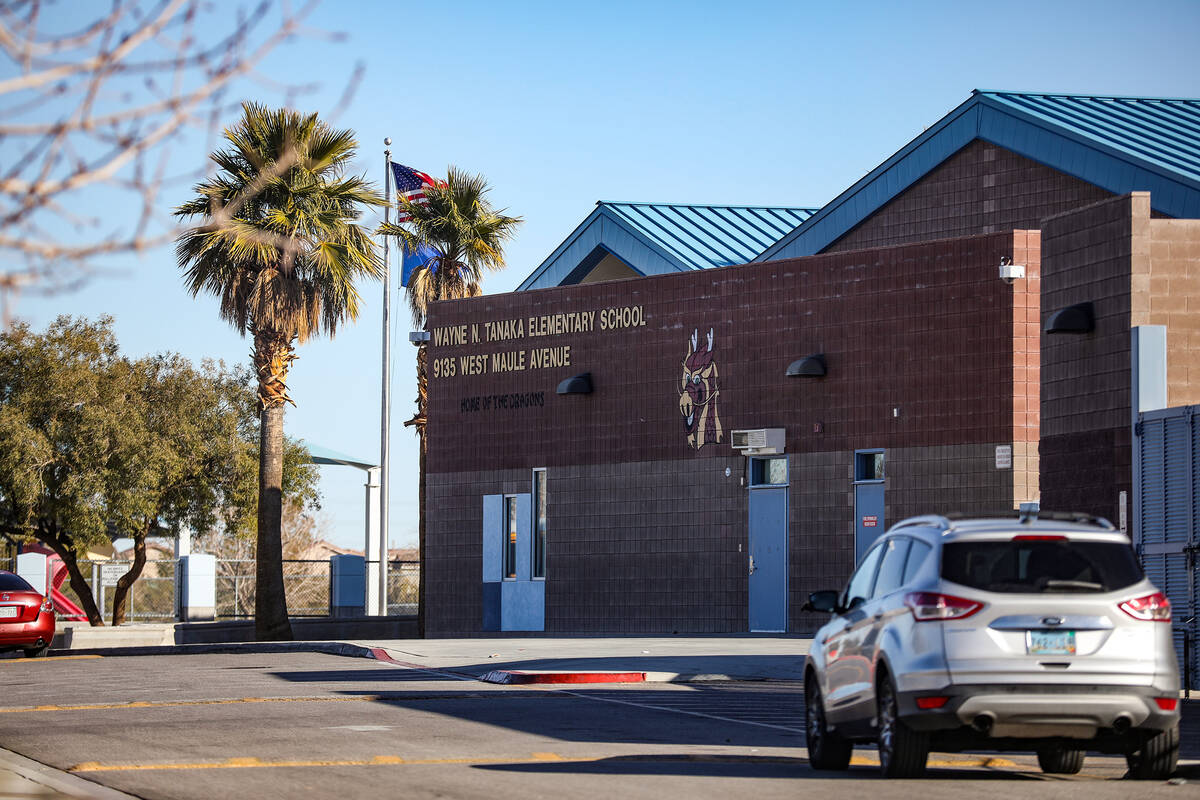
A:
805,680,852,770
1126,724,1179,780
877,677,929,778
1036,747,1084,774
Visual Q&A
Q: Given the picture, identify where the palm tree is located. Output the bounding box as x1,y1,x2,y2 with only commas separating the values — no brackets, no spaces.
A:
175,103,384,640
378,167,520,636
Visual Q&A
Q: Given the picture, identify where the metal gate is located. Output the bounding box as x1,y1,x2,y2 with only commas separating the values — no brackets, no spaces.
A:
1136,405,1199,691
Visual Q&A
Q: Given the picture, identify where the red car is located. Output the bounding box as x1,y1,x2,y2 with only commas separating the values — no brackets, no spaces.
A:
0,570,55,658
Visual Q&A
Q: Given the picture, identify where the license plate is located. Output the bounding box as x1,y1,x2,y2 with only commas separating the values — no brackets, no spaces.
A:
1028,629,1076,655
0,606,17,618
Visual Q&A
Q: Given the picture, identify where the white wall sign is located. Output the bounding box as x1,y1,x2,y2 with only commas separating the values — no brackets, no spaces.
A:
995,445,1013,469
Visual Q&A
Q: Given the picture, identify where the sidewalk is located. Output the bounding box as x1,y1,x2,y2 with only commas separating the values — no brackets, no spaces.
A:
0,748,135,799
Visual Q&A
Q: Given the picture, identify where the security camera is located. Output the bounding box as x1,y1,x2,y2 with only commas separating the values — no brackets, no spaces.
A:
999,256,1025,285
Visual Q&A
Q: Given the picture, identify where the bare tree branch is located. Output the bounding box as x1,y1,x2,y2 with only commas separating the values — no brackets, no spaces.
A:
0,0,361,313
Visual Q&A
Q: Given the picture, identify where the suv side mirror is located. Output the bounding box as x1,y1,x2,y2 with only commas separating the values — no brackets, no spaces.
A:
802,589,841,614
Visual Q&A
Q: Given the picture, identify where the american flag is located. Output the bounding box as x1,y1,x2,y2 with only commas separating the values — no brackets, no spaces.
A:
390,162,443,222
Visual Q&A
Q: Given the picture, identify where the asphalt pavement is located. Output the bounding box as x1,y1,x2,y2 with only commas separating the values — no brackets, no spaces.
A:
1,635,809,799
2,634,1197,799
356,635,812,682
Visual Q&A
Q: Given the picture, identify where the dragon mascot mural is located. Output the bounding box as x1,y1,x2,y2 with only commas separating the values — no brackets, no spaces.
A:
679,327,722,450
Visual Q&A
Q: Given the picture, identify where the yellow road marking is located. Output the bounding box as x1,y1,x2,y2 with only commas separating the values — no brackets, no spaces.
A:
70,754,577,773
0,695,385,714
71,751,1026,774
850,754,1018,768
0,655,102,664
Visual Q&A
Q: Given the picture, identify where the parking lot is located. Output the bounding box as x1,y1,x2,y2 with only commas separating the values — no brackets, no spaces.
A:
1,645,1197,799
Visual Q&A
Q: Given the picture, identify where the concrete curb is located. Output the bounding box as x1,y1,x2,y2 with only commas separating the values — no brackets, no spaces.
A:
476,669,770,684
47,640,377,660
0,746,137,799
480,670,648,684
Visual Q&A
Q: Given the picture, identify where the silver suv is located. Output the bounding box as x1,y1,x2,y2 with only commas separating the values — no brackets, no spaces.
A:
802,510,1180,779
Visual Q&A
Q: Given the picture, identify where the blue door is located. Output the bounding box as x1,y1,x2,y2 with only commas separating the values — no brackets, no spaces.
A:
749,457,788,632
853,450,886,563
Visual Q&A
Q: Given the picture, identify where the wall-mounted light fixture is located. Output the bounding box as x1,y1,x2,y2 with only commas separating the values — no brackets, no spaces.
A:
409,330,430,346
1045,301,1095,334
999,255,1026,284
785,353,826,378
556,372,593,395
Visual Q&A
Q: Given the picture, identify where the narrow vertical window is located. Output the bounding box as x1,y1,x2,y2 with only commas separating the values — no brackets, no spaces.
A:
503,496,518,579
533,469,547,578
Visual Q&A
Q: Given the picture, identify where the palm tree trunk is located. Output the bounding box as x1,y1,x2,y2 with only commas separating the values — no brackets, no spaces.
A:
415,344,428,638
256,401,291,640
253,326,294,641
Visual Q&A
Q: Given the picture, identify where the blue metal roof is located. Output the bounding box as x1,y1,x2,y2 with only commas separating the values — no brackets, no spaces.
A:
517,202,816,290
757,91,1200,262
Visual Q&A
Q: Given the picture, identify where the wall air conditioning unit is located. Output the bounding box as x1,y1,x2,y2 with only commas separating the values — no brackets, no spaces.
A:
730,428,786,455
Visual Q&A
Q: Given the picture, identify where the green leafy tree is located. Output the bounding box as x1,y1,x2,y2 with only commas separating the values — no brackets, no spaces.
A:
0,317,321,626
106,355,319,625
378,168,520,635
0,317,135,623
175,103,383,640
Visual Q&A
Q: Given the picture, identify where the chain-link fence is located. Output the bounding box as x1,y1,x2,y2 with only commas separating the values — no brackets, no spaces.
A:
51,559,178,622
388,561,418,616
6,555,419,621
216,559,255,619
216,559,332,618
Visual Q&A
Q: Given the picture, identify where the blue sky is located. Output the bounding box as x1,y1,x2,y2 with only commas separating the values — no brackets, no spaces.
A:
12,0,1200,550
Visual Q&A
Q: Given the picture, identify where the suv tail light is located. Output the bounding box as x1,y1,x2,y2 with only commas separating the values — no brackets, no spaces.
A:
1155,697,1179,712
1118,591,1171,622
905,592,984,621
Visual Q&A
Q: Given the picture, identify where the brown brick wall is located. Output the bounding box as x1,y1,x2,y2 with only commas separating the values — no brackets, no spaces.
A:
427,231,1037,474
426,459,749,635
1040,194,1137,441
1039,193,1141,520
427,443,1025,636
826,141,1115,253
1040,192,1200,521
425,231,1040,635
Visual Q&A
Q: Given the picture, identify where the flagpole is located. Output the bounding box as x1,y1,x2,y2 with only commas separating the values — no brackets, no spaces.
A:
378,138,392,617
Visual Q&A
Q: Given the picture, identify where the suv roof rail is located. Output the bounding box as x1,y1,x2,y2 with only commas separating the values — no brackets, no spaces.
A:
944,509,1116,529
1033,510,1116,529
891,515,953,532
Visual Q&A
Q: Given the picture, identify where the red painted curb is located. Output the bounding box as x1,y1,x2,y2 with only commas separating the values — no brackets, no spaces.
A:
480,670,646,685
368,647,430,670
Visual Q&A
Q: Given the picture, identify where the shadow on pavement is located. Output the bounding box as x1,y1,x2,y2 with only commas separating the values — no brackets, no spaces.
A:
263,658,1200,761
473,755,1048,781
441,654,804,680
271,668,468,683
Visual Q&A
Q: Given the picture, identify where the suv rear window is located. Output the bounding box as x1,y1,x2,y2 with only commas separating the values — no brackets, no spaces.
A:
0,572,34,591
941,540,1143,593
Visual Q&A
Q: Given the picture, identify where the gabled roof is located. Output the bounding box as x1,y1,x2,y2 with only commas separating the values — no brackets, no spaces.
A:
517,201,816,291
756,91,1200,262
